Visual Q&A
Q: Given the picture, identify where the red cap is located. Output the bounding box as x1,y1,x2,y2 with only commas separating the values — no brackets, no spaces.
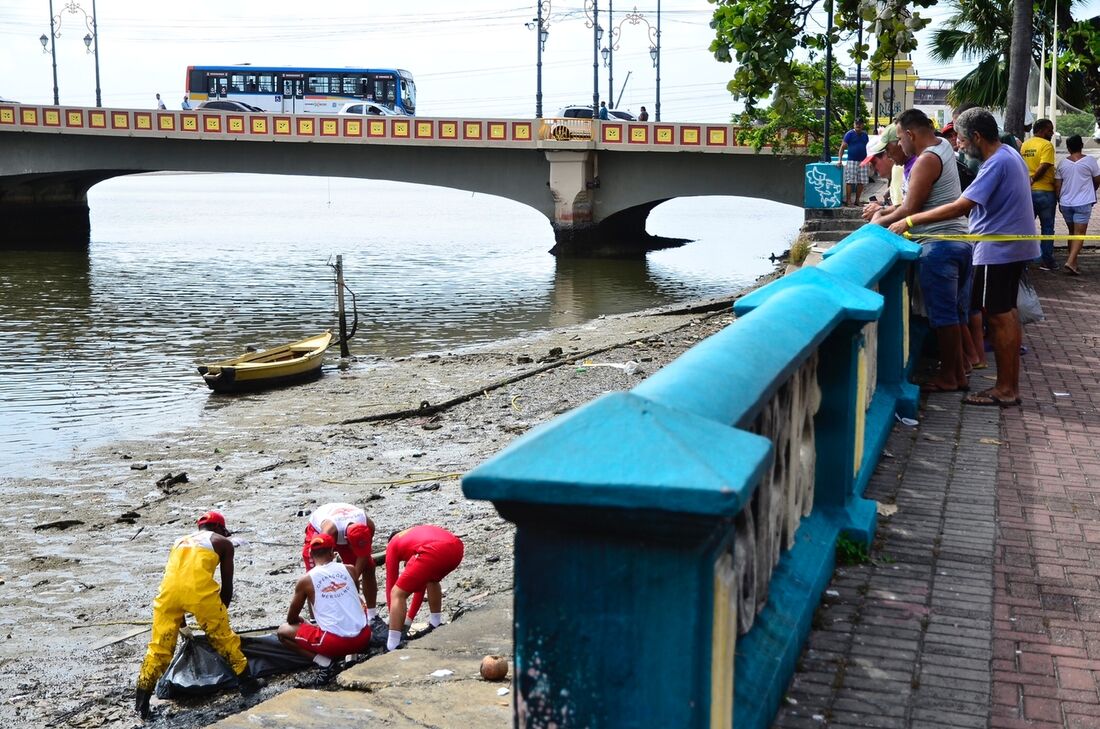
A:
941,122,955,134
309,532,336,551
197,511,226,528
345,522,373,557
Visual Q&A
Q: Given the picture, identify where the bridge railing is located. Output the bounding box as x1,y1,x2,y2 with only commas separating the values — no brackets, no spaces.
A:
0,102,808,154
462,224,919,729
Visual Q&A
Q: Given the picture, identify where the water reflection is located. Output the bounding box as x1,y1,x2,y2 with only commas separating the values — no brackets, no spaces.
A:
0,173,801,476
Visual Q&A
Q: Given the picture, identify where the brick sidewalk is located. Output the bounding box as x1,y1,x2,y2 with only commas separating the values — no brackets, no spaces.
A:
773,254,1100,728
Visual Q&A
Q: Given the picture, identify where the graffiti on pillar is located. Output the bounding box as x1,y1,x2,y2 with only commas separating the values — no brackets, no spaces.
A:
733,352,821,634
806,166,842,208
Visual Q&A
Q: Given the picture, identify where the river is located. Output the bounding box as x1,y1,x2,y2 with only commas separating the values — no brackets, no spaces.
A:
0,172,802,476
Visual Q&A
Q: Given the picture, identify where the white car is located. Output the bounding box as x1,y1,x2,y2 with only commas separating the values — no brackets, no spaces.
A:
337,102,400,116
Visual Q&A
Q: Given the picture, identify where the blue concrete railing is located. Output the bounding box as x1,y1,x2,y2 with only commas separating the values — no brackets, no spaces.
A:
463,223,920,729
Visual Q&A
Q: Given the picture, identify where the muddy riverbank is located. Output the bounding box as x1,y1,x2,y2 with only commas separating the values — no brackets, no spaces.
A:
0,279,775,728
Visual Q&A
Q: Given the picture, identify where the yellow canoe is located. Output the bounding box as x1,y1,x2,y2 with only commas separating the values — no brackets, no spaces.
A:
197,332,332,393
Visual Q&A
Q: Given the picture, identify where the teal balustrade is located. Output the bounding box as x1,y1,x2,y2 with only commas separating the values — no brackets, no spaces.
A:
463,224,921,729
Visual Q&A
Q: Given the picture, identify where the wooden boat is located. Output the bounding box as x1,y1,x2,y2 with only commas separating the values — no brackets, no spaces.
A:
197,332,332,393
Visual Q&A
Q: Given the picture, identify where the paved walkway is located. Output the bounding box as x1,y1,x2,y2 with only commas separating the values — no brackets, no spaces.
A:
774,255,1100,728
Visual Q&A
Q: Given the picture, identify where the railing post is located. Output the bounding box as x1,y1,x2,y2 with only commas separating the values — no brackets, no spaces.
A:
804,161,843,209
463,392,773,728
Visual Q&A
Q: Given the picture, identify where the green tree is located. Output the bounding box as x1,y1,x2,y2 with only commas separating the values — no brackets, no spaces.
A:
735,59,869,154
709,0,934,116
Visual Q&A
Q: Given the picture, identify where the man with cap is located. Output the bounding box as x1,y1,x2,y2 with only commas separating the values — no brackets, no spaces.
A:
859,126,907,217
278,532,373,681
135,511,263,719
384,525,464,651
302,503,379,623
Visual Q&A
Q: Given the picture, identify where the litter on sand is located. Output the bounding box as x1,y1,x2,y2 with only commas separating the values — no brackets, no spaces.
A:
895,414,919,427
497,687,510,696
574,359,641,375
1054,392,1071,397
430,669,454,678
876,503,898,517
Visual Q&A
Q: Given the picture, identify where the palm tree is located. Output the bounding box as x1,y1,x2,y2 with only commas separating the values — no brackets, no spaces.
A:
1005,0,1033,135
930,0,1084,111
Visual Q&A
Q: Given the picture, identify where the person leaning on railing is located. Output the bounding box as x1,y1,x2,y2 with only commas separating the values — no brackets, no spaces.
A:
888,107,1039,408
869,109,973,394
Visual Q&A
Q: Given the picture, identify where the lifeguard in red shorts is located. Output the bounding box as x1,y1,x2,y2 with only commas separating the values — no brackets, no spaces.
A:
302,502,378,620
278,533,372,681
384,525,465,651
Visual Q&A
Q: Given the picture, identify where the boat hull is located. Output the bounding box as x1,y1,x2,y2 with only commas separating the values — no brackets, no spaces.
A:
197,332,332,394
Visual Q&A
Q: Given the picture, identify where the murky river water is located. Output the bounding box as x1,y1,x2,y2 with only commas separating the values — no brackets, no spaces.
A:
0,173,801,476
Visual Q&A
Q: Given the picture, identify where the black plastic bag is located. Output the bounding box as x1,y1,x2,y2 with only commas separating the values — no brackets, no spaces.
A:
155,634,314,698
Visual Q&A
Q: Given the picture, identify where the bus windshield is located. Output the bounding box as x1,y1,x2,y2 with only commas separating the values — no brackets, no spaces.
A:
185,65,416,116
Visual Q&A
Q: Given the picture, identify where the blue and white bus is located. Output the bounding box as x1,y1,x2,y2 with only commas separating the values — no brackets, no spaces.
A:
185,65,416,115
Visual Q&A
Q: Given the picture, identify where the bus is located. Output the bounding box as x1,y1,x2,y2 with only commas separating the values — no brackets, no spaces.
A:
185,65,416,115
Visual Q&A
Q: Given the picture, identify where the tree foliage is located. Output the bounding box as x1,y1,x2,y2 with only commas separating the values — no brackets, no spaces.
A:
1057,111,1095,137
709,0,934,115
735,59,869,154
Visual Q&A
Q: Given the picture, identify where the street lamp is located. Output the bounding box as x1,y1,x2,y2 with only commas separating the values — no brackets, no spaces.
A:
527,1,551,118
42,0,101,107
41,1,59,105
608,5,661,120
584,0,601,116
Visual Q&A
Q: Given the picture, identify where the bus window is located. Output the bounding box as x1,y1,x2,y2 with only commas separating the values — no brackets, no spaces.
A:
258,74,275,93
341,75,358,96
230,74,246,93
245,74,258,92
207,77,218,97
307,75,329,94
401,80,415,114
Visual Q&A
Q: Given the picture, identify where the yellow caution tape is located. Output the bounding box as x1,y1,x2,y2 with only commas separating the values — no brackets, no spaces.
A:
903,232,1100,241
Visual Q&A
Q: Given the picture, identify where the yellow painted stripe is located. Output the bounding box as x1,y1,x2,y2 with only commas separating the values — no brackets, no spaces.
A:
904,232,1100,241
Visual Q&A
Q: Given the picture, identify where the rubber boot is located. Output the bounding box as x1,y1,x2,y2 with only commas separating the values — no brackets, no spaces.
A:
135,689,152,720
237,672,266,696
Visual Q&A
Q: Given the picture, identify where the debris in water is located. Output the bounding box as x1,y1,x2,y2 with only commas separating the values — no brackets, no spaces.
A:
825,589,840,598
33,519,84,531
156,472,188,491
895,414,918,427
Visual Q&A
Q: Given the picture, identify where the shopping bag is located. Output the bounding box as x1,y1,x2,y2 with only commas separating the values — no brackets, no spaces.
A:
1018,272,1045,325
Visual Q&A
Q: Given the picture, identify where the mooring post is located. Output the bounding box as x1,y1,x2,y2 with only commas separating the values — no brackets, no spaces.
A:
336,254,350,358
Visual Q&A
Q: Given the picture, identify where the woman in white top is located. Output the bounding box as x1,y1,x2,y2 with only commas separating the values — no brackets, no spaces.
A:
1054,134,1100,274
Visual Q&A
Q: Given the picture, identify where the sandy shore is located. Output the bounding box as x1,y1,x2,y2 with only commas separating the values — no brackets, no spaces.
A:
0,278,774,728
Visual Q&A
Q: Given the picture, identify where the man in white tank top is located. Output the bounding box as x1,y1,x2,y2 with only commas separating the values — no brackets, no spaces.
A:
278,532,373,681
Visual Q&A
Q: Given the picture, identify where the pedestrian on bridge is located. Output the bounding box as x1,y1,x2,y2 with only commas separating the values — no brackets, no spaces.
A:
639,106,649,122
837,118,869,207
598,101,609,120
156,93,166,110
181,96,192,110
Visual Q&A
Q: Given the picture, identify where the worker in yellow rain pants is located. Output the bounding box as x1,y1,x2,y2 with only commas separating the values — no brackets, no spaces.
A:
135,510,264,720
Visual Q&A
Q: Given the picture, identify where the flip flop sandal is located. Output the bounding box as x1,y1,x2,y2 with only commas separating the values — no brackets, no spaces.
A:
1064,265,1080,276
962,390,1021,408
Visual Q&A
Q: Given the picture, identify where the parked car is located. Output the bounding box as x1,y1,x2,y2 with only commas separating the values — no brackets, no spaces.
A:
558,105,637,121
336,102,400,116
197,100,265,113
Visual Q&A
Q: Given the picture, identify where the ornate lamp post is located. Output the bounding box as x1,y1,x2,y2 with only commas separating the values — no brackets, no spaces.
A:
40,0,60,105
606,6,660,119
584,0,602,116
526,1,552,118
41,0,101,106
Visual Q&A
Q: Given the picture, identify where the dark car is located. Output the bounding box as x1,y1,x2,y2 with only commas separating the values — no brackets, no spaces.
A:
197,100,265,113
559,105,638,121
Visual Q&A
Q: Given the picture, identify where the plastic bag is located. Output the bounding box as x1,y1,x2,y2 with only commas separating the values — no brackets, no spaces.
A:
155,633,314,698
1018,272,1044,326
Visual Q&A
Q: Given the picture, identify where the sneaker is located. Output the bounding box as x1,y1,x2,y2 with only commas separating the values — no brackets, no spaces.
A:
1038,265,1054,272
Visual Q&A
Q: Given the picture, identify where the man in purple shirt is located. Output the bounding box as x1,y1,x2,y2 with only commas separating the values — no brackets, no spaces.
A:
890,107,1038,407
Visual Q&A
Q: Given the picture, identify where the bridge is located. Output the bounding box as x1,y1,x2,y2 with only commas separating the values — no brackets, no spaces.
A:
0,103,811,256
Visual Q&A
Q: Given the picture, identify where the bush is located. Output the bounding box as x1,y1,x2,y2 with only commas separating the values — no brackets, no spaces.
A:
1058,112,1095,138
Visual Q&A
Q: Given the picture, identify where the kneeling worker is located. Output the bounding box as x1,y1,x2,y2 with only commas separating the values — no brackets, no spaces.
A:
384,525,465,651
278,532,373,678
135,511,263,720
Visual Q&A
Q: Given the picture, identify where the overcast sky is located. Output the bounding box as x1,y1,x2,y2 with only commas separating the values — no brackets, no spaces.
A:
2,1,1098,122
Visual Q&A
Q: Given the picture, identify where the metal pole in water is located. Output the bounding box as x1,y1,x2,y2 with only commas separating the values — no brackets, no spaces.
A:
336,255,350,358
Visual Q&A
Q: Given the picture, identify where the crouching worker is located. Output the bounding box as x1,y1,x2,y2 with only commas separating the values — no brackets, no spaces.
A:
278,532,373,681
302,502,379,621
135,511,263,720
384,525,464,651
